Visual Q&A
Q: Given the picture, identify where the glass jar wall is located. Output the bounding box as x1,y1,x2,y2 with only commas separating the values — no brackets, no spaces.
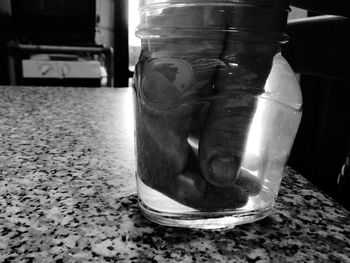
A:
133,0,302,229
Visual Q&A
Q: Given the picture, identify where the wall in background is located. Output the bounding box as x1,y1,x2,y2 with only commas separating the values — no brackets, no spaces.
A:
1,0,114,47
0,0,11,14
95,0,114,47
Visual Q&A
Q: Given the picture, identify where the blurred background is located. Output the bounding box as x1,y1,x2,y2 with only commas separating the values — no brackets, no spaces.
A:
0,0,306,88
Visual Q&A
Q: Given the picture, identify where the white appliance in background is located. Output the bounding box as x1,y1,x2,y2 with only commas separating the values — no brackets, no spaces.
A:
21,53,105,83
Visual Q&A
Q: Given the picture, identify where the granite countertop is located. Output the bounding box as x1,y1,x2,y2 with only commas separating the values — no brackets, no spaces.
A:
0,85,349,263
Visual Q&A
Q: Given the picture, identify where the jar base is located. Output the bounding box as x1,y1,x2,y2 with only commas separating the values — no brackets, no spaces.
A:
139,200,274,230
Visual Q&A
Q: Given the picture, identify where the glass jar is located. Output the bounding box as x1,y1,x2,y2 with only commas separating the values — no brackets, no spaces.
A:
133,0,302,229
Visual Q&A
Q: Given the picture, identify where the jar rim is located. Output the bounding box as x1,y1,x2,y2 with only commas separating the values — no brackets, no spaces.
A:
139,0,290,11
136,28,289,43
137,0,290,42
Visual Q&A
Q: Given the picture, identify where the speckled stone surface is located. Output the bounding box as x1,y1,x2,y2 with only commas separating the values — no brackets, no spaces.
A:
0,85,349,263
